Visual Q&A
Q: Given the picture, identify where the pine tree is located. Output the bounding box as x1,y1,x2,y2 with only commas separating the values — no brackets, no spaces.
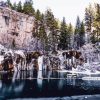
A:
12,2,17,11
75,16,81,35
35,9,41,20
45,9,54,28
85,4,93,32
85,4,94,43
23,0,35,15
93,4,100,42
59,17,68,50
44,9,59,51
80,21,85,46
67,23,74,49
74,16,81,49
7,0,13,8
74,17,85,48
17,1,23,12
39,15,47,52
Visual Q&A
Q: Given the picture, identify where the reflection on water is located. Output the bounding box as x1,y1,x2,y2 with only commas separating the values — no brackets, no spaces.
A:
0,70,100,99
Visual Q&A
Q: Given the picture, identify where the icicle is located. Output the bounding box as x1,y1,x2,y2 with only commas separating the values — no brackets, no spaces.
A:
38,55,43,71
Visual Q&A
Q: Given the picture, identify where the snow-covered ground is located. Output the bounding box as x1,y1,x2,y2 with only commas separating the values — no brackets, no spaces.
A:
9,95,100,100
8,95,100,100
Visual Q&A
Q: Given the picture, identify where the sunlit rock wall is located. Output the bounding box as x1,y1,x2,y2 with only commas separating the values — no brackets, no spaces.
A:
0,6,41,50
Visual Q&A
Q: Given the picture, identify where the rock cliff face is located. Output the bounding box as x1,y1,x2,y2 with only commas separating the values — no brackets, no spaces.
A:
0,6,41,50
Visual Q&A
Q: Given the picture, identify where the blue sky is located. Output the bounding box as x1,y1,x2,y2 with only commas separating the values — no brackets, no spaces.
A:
1,0,100,25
